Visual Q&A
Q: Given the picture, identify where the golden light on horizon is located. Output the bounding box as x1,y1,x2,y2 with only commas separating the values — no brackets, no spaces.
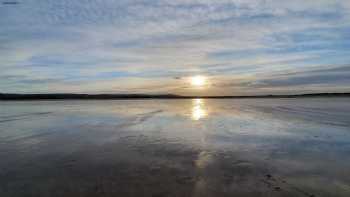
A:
190,75,207,87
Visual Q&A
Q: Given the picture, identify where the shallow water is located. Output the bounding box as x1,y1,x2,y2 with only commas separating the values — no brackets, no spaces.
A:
0,98,350,197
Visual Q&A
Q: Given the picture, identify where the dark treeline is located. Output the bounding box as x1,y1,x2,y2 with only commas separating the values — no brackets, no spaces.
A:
0,93,350,100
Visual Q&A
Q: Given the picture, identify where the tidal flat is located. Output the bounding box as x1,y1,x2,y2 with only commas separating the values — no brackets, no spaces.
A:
0,98,350,197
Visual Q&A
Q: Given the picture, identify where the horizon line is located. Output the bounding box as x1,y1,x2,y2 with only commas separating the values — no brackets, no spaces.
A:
1,92,350,100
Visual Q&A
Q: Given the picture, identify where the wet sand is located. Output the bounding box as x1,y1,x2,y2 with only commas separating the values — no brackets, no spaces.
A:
0,98,350,197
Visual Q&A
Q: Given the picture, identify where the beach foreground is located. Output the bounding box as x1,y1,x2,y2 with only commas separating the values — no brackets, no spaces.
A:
0,98,349,197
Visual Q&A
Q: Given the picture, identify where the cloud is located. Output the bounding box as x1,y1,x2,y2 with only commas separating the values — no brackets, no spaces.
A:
1,0,350,95
254,65,350,87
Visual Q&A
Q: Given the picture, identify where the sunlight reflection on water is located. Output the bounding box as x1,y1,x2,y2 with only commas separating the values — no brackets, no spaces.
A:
191,99,207,120
1,99,350,196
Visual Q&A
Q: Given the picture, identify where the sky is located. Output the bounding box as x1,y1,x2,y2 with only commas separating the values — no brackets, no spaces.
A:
1,0,350,96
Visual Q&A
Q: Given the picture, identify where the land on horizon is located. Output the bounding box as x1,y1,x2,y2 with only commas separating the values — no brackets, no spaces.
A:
1,92,350,100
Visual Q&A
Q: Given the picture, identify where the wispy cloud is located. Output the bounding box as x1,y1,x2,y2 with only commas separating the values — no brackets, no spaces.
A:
1,0,350,95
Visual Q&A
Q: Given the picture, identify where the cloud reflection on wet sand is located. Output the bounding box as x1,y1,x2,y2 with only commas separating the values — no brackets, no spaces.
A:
0,99,350,196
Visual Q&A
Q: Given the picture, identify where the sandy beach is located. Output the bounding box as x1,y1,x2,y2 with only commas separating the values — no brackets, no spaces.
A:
0,98,349,197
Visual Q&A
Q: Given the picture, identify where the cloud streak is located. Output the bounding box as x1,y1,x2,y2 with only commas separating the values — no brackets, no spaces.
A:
1,0,350,95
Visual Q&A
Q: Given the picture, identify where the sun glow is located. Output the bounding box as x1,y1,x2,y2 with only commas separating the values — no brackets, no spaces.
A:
191,75,206,87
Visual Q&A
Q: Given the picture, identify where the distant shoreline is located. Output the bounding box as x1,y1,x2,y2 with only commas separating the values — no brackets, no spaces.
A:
1,93,350,100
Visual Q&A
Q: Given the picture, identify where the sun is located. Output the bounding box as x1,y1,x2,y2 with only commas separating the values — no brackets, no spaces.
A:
191,75,206,87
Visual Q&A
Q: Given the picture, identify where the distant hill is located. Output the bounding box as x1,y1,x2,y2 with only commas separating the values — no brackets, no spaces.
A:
0,93,350,100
